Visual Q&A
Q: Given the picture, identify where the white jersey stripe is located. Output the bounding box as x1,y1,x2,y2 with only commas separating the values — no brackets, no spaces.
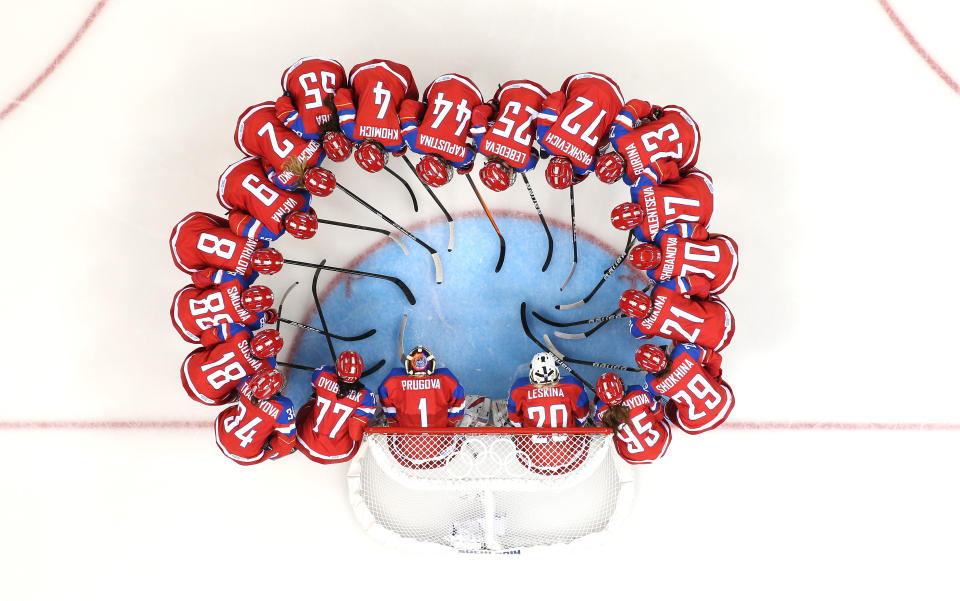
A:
235,102,275,157
170,216,198,273
171,288,200,343
281,56,344,92
182,354,218,405
349,62,409,95
495,82,548,102
562,73,625,105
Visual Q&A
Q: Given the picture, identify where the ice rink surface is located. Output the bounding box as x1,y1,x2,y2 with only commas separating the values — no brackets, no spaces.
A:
1,1,958,599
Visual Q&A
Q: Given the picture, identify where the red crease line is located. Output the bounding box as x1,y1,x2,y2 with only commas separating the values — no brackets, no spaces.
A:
0,0,109,121
877,0,960,96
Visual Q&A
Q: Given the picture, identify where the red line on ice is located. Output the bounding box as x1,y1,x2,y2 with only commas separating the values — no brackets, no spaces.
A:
0,0,109,121
877,0,959,96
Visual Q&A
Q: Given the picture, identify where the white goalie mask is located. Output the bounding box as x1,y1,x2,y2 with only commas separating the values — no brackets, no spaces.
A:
529,352,560,386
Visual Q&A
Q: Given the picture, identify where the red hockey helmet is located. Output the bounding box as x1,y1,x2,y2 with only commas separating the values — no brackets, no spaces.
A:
595,152,625,184
595,372,625,405
404,345,436,376
322,131,353,162
628,244,662,271
416,155,453,188
479,161,516,192
336,350,364,383
635,344,668,373
303,167,336,198
355,140,387,173
619,289,653,319
249,369,284,400
251,329,284,358
610,202,645,231
284,210,319,240
241,285,274,312
251,247,283,275
545,156,573,190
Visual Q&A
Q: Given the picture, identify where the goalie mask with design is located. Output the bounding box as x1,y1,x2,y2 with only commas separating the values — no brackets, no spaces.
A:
529,352,560,386
404,345,436,377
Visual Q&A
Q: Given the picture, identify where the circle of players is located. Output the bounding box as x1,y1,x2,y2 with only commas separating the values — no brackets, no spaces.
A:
168,57,739,467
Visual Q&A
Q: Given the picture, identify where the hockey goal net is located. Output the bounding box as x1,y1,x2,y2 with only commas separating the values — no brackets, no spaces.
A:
347,427,633,553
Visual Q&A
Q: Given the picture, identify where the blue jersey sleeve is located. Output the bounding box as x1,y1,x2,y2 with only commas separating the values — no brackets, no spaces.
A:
353,389,379,423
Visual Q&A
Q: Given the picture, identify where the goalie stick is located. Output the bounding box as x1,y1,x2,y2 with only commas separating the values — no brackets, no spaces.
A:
556,231,635,310
520,172,553,272
559,185,578,290
316,217,408,255
519,302,595,393
402,154,455,252
283,258,416,305
336,183,443,284
384,165,419,213
540,332,643,373
465,172,506,272
397,314,407,361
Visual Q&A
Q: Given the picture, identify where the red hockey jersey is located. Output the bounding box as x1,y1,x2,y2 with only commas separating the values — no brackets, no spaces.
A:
506,376,589,428
646,223,739,295
337,59,418,149
405,73,483,163
234,101,322,189
377,367,465,427
596,386,672,464
631,170,714,242
538,73,625,169
644,344,734,434
170,276,267,344
217,156,311,240
169,212,264,276
473,79,548,170
630,278,735,351
278,56,346,138
613,105,700,184
296,366,379,464
215,392,296,465
180,325,276,406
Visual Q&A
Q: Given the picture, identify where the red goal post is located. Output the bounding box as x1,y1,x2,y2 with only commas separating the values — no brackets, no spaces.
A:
347,426,634,553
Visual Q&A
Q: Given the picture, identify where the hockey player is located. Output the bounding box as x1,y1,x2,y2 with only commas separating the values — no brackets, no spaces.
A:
594,372,671,464
180,325,283,406
535,73,632,189
335,59,419,173
273,56,355,163
234,101,336,194
609,169,714,242
471,79,549,191
596,104,700,186
170,275,275,344
170,212,283,278
378,346,465,469
296,351,379,465
619,281,735,351
400,73,484,187
215,369,297,465
507,353,591,475
216,156,322,241
507,353,589,428
628,222,739,295
636,343,734,435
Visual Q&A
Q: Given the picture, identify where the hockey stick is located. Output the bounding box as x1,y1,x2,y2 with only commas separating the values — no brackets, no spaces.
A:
554,318,614,340
520,172,553,272
284,258,416,305
274,280,300,332
316,217,408,255
559,185,578,290
519,302,595,393
398,314,407,361
556,231,635,310
310,261,337,361
336,183,443,284
402,154,455,252
277,358,385,378
541,332,643,373
465,172,506,272
532,308,624,328
383,165,419,213
277,317,376,341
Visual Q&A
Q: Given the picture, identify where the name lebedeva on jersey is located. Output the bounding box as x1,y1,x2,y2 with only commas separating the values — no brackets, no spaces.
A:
659,237,680,279
525,386,567,400
482,139,526,164
401,378,442,391
417,134,466,159
357,125,399,141
542,132,592,164
653,358,695,393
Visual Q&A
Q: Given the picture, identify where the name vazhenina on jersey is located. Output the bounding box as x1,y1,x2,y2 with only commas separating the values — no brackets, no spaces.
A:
417,134,467,159
526,387,567,400
660,237,679,279
482,139,525,164
653,358,694,394
400,379,442,391
542,132,592,164
357,125,399,141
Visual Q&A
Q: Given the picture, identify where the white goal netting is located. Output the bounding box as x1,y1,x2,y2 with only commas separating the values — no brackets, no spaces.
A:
347,427,633,553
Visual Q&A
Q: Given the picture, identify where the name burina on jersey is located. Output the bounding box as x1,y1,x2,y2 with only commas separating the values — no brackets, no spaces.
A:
641,295,668,328
653,358,694,394
542,132,591,164
526,387,567,400
418,134,466,159
660,238,679,279
623,142,644,175
357,125,399,141
401,378,442,391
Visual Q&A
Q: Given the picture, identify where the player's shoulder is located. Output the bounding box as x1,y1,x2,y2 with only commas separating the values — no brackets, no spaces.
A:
312,365,336,381
426,73,483,102
558,375,584,389
661,105,698,127
381,367,408,382
509,376,532,392
672,343,704,361
433,367,460,381
625,384,649,396
237,101,276,123
282,56,344,86
496,79,549,101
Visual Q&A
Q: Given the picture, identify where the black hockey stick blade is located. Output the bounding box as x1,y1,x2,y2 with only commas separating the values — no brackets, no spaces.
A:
465,172,506,272
532,308,623,328
311,261,337,361
520,172,553,271
285,258,416,305
278,317,376,342
402,154,455,252
274,281,300,331
555,231,635,310
276,360,315,372
316,217,409,255
361,359,386,377
336,182,443,284
519,302,596,393
541,332,643,373
559,185,578,290
384,165,419,213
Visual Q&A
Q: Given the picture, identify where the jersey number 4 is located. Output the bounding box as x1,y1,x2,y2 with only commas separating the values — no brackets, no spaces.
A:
222,402,261,448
